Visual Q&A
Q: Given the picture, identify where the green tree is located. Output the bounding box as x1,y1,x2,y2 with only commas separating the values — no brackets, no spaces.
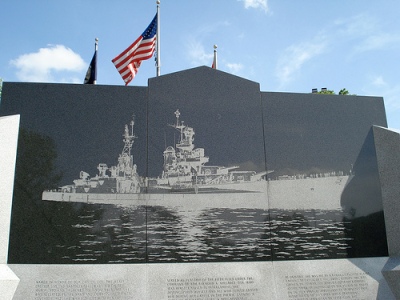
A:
317,89,335,94
8,129,64,263
316,88,352,95
14,129,63,199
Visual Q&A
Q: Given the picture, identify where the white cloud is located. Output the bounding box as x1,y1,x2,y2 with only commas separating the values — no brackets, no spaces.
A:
185,21,230,67
195,21,231,38
185,38,246,77
186,39,214,67
275,13,400,88
276,38,328,87
355,32,400,53
334,14,377,38
335,14,400,53
366,76,400,111
10,44,86,83
371,75,387,87
239,0,269,13
226,63,244,74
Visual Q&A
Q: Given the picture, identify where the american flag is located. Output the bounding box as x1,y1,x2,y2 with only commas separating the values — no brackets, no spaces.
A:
112,14,157,85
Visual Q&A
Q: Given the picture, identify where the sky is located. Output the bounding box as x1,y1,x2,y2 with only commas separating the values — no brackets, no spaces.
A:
1,0,399,130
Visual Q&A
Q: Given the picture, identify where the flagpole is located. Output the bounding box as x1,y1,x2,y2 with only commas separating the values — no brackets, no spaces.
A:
156,0,161,76
213,45,218,69
94,38,98,84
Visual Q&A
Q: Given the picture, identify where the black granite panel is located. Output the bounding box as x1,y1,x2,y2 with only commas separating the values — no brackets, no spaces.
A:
261,91,388,259
1,82,148,263
340,128,388,257
0,68,390,264
147,67,265,178
372,126,400,256
261,91,387,177
1,82,148,185
146,67,270,262
341,128,384,217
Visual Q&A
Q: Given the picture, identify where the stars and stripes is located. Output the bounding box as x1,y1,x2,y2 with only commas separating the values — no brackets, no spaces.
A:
112,14,157,85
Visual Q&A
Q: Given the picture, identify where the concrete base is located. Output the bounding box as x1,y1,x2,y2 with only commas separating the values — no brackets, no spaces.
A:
373,126,400,256
7,257,396,299
382,257,400,300
0,115,19,264
0,265,20,300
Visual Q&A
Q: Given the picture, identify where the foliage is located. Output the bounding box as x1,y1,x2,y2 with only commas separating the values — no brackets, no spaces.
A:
317,88,352,95
14,128,63,197
8,129,64,263
317,89,335,94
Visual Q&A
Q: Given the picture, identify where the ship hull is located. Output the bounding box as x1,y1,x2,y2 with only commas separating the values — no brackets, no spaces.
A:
42,175,350,210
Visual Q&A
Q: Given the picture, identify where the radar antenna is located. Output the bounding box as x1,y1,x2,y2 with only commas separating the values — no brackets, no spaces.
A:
173,109,185,144
122,114,137,157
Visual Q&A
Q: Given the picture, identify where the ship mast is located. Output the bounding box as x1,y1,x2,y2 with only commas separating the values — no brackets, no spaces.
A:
122,114,137,158
174,109,184,145
170,109,195,152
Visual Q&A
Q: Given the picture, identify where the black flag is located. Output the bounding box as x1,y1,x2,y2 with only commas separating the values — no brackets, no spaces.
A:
84,48,97,84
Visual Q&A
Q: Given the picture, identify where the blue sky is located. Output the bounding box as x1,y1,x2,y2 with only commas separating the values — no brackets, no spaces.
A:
1,0,399,129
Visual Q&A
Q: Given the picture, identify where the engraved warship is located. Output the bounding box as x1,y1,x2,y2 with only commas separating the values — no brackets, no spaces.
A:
42,110,350,209
147,109,268,193
43,116,142,198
